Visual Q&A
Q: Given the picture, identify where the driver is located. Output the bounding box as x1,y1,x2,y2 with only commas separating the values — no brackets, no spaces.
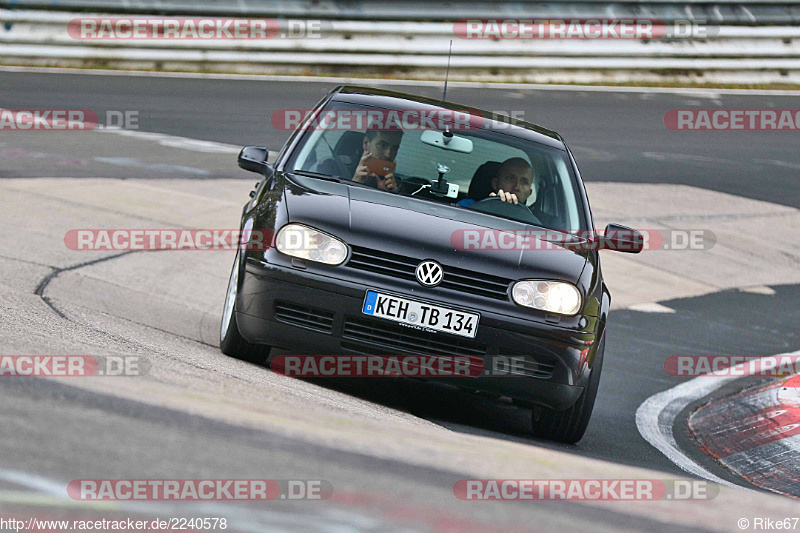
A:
458,157,539,207
489,157,537,205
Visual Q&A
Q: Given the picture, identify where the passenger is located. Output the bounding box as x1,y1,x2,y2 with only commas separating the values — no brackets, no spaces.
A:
351,122,403,192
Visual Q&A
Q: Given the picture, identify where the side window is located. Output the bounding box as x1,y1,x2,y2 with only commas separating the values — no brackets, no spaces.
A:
293,129,344,173
550,155,580,230
312,130,346,172
525,150,549,206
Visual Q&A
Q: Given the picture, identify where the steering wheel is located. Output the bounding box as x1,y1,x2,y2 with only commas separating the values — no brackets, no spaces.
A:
468,196,543,226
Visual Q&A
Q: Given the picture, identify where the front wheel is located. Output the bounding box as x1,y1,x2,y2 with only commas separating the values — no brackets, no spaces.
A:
530,335,605,444
220,251,271,365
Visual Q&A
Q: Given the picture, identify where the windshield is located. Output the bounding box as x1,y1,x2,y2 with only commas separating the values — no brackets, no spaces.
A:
284,101,586,232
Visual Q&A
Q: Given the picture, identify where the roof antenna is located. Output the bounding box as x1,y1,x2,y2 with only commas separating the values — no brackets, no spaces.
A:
441,40,453,103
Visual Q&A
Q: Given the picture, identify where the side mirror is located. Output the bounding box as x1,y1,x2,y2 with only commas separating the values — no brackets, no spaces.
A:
238,146,269,174
600,224,644,253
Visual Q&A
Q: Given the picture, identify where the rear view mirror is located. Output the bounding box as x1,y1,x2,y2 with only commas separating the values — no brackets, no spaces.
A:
420,130,473,153
600,224,644,253
238,146,269,174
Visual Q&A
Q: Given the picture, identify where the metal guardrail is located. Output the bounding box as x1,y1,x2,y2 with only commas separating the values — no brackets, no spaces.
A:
2,0,800,23
2,9,800,84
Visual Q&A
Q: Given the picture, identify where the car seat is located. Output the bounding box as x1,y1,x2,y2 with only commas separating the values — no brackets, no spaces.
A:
331,131,364,176
314,131,365,178
467,161,502,201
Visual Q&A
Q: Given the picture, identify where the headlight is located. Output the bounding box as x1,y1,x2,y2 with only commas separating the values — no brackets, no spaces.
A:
511,280,582,316
275,224,348,265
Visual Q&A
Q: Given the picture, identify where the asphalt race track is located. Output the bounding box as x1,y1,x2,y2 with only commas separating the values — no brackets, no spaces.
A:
2,69,800,531
3,71,800,208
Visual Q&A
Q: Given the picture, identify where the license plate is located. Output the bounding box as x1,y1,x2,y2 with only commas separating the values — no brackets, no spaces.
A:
362,290,479,338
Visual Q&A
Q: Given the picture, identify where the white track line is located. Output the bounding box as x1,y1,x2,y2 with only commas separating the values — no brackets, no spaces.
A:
0,468,67,498
626,303,676,313
636,350,800,490
95,128,240,154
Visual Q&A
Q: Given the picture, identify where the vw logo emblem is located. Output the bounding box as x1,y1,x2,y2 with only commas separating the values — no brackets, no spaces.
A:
415,260,443,287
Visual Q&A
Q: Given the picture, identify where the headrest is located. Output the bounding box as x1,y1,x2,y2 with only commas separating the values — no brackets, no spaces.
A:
468,161,502,200
333,131,364,166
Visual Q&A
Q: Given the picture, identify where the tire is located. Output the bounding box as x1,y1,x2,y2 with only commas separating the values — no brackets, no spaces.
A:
530,335,605,444
219,251,271,366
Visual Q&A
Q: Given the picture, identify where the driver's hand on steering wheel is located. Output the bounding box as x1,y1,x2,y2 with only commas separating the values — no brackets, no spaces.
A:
490,189,519,204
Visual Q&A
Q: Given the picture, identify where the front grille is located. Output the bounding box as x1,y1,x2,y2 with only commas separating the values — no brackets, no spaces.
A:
274,301,334,333
347,246,511,300
342,317,487,357
498,354,556,379
342,318,555,380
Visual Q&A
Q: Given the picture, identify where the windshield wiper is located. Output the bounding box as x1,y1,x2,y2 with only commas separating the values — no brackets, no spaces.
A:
288,170,342,181
288,170,382,191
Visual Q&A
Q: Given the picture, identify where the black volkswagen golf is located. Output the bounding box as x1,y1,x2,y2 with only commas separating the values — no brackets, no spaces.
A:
220,86,642,443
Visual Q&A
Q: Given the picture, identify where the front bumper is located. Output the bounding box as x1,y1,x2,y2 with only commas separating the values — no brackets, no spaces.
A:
237,258,601,410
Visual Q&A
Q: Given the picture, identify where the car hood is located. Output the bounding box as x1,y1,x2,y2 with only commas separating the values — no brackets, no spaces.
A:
283,175,588,284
